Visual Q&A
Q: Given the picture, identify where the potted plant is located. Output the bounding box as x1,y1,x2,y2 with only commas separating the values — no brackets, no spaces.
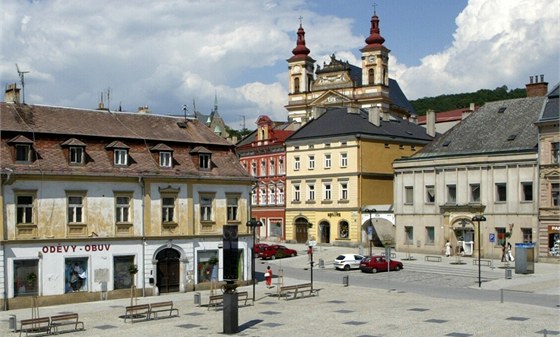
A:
26,272,37,288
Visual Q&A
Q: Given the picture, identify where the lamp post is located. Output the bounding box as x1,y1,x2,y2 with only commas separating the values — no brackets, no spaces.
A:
472,215,486,287
364,208,377,256
246,218,262,302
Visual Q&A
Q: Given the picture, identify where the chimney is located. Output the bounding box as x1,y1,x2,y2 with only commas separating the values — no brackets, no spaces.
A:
347,106,360,114
368,106,381,126
526,74,548,97
4,83,21,103
426,109,436,137
462,103,476,120
382,110,390,121
408,115,418,124
137,105,150,114
311,106,326,119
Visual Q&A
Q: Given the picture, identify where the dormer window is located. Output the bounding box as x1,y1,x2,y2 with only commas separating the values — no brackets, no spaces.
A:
151,143,174,168
190,146,212,170
61,138,87,165
200,154,210,169
160,152,172,168
106,141,130,167
9,135,34,163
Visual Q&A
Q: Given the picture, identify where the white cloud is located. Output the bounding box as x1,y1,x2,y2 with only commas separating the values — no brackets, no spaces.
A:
393,0,559,99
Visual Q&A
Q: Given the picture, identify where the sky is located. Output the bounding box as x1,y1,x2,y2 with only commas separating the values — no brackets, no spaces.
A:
1,0,558,130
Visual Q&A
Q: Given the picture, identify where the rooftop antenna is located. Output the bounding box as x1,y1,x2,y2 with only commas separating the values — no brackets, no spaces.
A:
15,64,29,104
240,115,246,130
182,104,188,121
106,87,111,112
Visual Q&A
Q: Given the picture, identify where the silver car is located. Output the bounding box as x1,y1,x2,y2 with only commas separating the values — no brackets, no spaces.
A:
334,254,365,271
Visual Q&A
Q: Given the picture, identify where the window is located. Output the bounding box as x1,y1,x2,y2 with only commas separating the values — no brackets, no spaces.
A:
339,221,349,239
496,227,506,246
14,259,39,296
552,142,559,164
293,184,301,202
269,158,275,176
278,157,285,174
340,153,348,167
447,184,456,203
521,228,532,243
308,155,315,169
307,184,315,201
294,156,300,171
199,153,210,169
324,154,331,168
425,185,435,204
200,195,213,221
404,226,413,245
115,196,130,223
251,162,257,176
16,144,31,162
227,197,238,221
470,184,481,203
16,195,34,224
405,186,413,204
340,182,348,200
113,256,134,290
114,149,128,166
294,76,300,93
65,258,88,292
162,197,175,223
69,147,84,165
260,159,266,176
496,183,507,202
67,196,83,223
268,187,276,204
278,187,285,204
159,152,172,168
521,182,533,202
258,188,266,205
552,183,560,207
324,183,332,200
251,191,257,205
425,226,435,245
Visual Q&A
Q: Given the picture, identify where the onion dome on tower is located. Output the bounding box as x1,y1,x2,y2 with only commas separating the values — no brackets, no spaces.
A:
363,10,385,50
289,23,311,61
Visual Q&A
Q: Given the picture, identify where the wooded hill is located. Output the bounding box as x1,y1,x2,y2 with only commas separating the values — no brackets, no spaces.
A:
410,85,526,115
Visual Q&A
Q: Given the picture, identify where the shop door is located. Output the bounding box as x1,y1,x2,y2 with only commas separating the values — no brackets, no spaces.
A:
295,217,309,243
156,248,180,293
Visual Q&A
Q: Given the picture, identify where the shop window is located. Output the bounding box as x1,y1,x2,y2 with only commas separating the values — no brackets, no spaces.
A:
197,251,219,283
65,258,88,293
14,259,39,297
113,256,135,290
339,221,349,239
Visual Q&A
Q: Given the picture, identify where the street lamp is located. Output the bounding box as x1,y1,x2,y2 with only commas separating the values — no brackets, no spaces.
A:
472,215,487,287
364,208,377,256
246,218,262,302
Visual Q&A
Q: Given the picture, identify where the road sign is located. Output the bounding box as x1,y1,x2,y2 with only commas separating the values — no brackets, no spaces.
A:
489,233,495,243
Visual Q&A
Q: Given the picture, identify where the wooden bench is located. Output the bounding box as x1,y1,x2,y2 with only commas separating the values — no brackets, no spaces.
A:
49,313,84,335
19,317,50,337
279,283,318,300
124,304,150,323
148,301,179,319
207,291,250,311
473,259,492,266
425,255,442,262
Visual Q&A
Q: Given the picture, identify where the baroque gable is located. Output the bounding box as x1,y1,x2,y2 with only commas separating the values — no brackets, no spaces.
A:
310,90,352,107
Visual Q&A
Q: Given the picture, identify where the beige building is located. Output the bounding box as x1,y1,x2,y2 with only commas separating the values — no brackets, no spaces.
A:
393,82,548,259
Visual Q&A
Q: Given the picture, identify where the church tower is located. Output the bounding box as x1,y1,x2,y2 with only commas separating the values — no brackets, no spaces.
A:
360,9,390,87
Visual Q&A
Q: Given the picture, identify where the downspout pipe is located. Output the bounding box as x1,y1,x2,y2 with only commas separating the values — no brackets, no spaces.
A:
138,176,146,297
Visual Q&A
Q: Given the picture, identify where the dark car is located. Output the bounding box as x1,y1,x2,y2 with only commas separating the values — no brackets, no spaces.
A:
259,245,298,260
359,255,403,273
253,243,270,257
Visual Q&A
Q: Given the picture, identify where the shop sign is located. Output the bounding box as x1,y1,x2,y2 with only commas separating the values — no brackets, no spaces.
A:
41,243,112,254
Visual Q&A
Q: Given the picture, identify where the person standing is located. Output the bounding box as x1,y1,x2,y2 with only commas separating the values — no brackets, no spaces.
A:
264,266,272,288
506,242,515,262
445,240,452,257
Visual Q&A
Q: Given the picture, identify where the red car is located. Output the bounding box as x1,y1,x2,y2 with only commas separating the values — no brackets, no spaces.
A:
258,245,298,260
359,255,403,273
253,243,270,257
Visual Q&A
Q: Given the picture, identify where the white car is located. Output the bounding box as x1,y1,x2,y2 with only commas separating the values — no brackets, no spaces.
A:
334,254,365,271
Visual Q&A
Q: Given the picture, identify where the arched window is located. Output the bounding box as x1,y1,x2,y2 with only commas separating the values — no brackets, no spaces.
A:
294,77,300,93
368,69,375,85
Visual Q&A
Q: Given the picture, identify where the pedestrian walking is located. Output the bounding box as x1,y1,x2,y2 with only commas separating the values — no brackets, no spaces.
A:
501,243,507,262
264,266,272,288
506,242,515,262
445,240,452,257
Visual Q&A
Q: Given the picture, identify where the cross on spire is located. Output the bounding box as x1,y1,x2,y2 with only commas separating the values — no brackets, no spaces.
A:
298,16,303,26
373,2,378,15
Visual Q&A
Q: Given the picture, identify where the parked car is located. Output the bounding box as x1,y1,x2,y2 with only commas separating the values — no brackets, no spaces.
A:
359,255,403,273
334,254,365,271
259,245,298,260
253,243,270,257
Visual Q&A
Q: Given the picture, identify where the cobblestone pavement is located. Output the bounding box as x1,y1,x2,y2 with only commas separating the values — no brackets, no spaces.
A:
1,243,559,337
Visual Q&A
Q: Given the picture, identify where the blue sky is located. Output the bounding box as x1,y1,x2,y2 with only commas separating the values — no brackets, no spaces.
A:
1,0,558,129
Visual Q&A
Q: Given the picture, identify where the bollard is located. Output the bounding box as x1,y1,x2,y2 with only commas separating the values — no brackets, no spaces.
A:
8,315,16,332
500,289,504,303
343,275,349,287
319,258,324,268
505,269,512,279
194,292,201,306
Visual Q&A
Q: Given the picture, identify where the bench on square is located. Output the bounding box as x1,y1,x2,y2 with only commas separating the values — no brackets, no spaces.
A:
279,283,319,300
19,317,50,337
124,304,150,323
473,259,492,266
207,291,250,311
148,301,179,319
424,255,442,262
49,313,84,335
